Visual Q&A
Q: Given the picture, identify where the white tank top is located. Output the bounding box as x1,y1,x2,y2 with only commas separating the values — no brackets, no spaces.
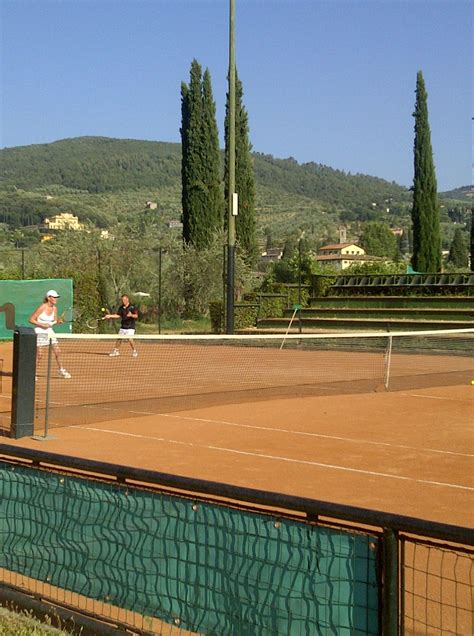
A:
37,308,56,327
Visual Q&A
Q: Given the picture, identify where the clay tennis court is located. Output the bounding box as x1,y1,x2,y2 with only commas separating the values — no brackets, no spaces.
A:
1,336,473,527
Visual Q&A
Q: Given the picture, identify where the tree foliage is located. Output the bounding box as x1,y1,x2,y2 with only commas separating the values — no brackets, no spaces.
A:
447,227,468,269
471,208,474,272
411,71,441,272
0,137,181,193
180,60,222,249
360,222,397,257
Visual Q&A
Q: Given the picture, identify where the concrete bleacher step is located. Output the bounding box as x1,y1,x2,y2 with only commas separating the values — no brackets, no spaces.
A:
254,316,474,332
290,307,474,321
308,296,474,309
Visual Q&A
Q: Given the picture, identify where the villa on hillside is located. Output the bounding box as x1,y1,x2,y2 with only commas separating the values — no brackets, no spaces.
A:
315,242,384,270
44,213,83,231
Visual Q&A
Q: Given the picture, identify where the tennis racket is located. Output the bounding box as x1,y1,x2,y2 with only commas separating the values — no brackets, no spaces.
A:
57,308,82,325
85,307,112,332
86,316,106,331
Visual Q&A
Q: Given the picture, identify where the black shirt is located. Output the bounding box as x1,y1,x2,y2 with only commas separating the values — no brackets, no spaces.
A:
118,304,137,329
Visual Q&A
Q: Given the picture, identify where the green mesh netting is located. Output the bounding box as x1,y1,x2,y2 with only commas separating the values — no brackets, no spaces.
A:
0,463,379,634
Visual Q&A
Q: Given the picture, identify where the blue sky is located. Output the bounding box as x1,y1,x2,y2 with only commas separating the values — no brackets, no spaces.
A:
1,0,472,191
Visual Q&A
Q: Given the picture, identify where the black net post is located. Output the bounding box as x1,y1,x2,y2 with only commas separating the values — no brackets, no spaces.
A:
11,326,36,439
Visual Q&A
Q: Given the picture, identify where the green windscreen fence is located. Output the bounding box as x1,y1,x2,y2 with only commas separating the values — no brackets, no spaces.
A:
0,462,380,635
0,279,72,338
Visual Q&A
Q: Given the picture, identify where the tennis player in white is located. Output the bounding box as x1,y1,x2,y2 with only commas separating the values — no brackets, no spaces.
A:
29,289,71,378
104,295,139,358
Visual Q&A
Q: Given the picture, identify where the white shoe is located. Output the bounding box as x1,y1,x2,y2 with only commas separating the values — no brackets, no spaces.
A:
109,350,120,357
132,350,138,358
58,368,71,379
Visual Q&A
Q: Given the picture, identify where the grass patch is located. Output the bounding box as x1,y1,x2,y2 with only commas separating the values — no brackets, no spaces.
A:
0,606,70,635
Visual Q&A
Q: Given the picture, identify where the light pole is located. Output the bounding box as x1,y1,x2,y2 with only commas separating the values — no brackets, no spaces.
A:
226,0,236,334
298,231,305,333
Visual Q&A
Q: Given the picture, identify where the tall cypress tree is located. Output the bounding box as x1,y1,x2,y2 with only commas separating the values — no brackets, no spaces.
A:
180,60,221,249
411,71,441,272
180,81,191,243
201,69,223,242
470,208,474,272
180,60,203,246
224,70,257,264
447,227,467,268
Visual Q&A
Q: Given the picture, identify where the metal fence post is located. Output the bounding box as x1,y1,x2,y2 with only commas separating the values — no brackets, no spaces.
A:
383,528,399,635
384,335,393,390
158,247,162,335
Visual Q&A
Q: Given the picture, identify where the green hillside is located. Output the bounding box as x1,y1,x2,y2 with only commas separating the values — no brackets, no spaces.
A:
0,135,466,249
1,137,407,205
439,186,473,202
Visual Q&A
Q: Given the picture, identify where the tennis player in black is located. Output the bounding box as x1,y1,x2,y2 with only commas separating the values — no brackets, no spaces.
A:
104,295,139,357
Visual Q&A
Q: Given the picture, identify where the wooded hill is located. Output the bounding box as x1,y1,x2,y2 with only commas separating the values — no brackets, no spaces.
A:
0,136,466,247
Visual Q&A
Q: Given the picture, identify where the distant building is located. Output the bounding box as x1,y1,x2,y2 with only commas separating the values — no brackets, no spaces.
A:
146,201,158,210
315,242,384,270
261,247,284,263
44,213,83,231
168,220,183,229
390,228,404,237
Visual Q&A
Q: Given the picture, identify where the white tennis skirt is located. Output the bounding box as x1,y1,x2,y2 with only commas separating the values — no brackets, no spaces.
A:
35,327,57,347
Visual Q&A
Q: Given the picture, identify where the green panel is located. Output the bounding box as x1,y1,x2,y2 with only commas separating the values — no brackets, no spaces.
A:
0,279,73,339
0,463,380,635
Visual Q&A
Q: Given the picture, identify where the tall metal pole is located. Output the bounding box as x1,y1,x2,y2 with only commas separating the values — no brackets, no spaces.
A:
226,0,236,334
298,239,302,334
158,247,162,335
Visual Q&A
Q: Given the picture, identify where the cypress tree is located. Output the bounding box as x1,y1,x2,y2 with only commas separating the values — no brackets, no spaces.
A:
411,71,441,272
180,60,221,249
447,228,467,269
470,208,474,272
201,69,223,242
180,81,190,243
224,70,257,264
180,60,203,246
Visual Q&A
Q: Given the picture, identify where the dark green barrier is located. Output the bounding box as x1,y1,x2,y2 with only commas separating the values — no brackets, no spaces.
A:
0,279,73,338
0,462,379,634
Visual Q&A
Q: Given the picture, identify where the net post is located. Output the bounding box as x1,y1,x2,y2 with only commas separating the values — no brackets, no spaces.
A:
382,527,399,636
33,339,56,441
11,326,36,439
44,341,53,438
384,335,393,390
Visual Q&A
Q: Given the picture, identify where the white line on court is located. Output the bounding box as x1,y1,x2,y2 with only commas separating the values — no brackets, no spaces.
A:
159,413,474,459
400,392,473,403
76,426,474,492
63,403,474,458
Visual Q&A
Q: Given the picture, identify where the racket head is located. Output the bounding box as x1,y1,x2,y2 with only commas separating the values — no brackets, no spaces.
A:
86,317,103,330
60,308,76,323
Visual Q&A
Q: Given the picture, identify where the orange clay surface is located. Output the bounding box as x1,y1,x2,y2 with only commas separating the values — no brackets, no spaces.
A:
1,341,473,528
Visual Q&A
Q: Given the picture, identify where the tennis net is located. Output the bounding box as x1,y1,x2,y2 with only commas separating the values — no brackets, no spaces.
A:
31,328,474,430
